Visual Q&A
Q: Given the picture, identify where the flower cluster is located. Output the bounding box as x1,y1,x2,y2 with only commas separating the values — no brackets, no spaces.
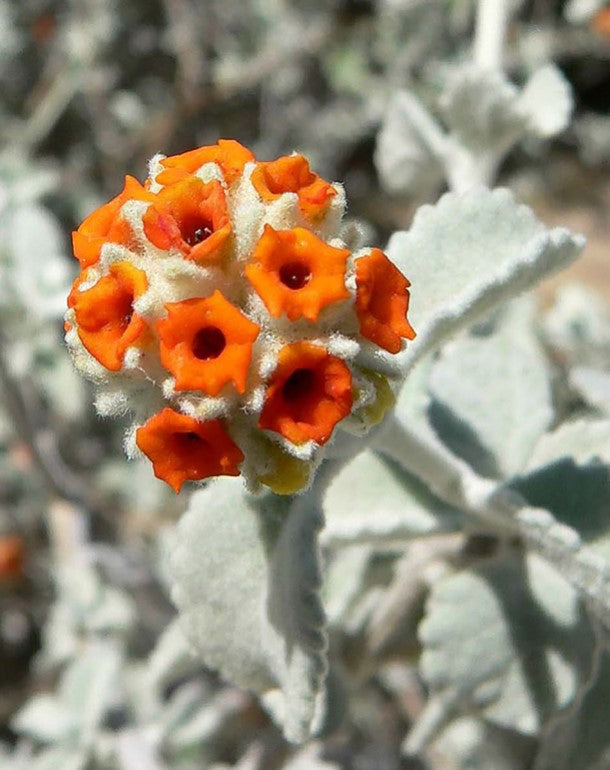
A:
65,140,415,494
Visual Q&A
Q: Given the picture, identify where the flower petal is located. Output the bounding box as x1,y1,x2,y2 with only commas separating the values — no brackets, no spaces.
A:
355,248,415,353
157,291,260,395
250,154,336,218
136,408,243,492
70,262,149,371
142,177,231,264
259,342,353,445
72,176,153,267
245,225,350,322
158,139,255,185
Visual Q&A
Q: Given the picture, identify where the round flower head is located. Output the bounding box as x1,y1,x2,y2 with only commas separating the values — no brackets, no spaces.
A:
65,140,416,494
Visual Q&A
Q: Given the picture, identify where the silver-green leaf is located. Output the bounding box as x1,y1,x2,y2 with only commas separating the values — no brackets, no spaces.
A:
419,553,596,735
429,313,553,478
170,479,327,743
322,450,462,545
386,188,584,374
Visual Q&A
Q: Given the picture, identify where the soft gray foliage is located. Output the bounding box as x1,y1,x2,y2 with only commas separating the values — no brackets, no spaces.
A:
374,91,444,197
419,553,596,734
440,65,526,152
322,450,462,544
429,309,553,478
570,367,610,416
170,480,326,742
13,642,122,751
386,187,584,374
542,285,610,367
431,716,536,770
527,418,610,469
535,652,610,770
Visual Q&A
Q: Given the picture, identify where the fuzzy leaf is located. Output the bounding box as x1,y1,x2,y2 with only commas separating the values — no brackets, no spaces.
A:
570,367,610,416
170,479,327,743
164,687,247,751
322,450,462,544
147,619,199,691
535,651,610,770
527,418,610,469
6,204,72,319
387,188,584,374
375,91,444,196
12,695,75,744
323,545,373,627
432,716,536,770
518,65,573,138
440,66,525,152
429,317,553,478
419,553,596,735
30,747,87,770
59,642,123,741
542,285,610,367
517,418,610,565
513,454,610,565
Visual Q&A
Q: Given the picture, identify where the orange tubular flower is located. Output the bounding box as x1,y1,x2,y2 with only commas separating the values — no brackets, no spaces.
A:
156,139,255,186
259,342,353,445
593,7,610,36
355,248,416,353
72,176,153,268
142,177,231,264
70,262,148,371
250,154,336,218
66,140,416,494
0,535,25,581
157,291,260,396
245,225,350,322
136,408,243,492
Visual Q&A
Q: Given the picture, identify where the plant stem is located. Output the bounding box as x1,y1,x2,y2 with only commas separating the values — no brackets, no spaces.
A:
19,69,82,154
0,330,106,518
373,416,510,530
473,0,510,71
373,415,610,629
403,691,460,757
393,91,449,167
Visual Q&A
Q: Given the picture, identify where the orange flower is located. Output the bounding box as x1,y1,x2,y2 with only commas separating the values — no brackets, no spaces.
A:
136,408,243,492
142,177,231,264
259,342,353,444
70,262,149,371
157,291,260,395
0,535,24,581
156,139,255,186
355,248,415,353
72,176,153,268
593,7,610,36
250,154,336,218
245,225,350,322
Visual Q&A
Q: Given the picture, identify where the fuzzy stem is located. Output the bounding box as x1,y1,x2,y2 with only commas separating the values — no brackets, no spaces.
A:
393,91,449,166
473,0,510,71
374,416,610,629
403,691,460,756
19,69,82,153
373,417,511,530
47,499,90,567
0,330,110,523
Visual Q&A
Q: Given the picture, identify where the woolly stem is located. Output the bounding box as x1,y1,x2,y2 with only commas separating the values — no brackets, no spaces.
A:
473,0,510,71
374,416,610,629
403,691,460,757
